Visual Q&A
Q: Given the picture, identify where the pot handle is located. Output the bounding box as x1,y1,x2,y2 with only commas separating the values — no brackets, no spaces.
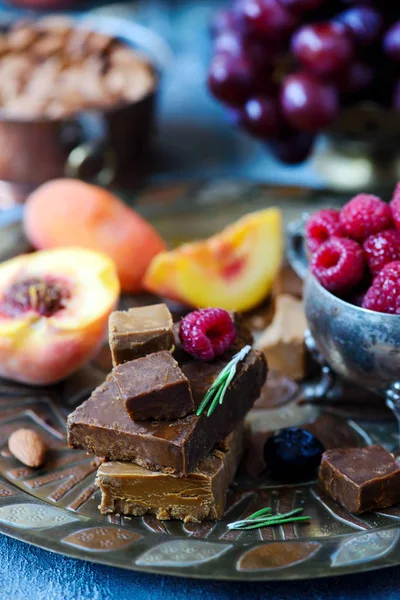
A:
65,140,117,187
63,112,117,186
287,216,309,281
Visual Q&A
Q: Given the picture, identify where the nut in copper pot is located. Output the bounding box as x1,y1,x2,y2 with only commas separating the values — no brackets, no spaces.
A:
0,16,167,192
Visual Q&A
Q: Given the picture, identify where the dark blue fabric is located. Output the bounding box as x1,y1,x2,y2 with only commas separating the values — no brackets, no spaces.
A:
2,534,400,600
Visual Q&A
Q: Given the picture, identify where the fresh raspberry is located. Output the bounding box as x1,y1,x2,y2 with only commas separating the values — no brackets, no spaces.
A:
363,229,400,276
305,209,344,253
390,181,400,230
362,261,400,314
339,194,392,242
311,237,365,293
179,308,237,361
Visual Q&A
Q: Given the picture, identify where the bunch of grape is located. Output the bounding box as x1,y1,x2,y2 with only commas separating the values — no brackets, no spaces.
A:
208,1,400,164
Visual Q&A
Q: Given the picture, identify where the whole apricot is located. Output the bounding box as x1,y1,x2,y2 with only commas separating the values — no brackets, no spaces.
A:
0,247,119,385
24,179,167,293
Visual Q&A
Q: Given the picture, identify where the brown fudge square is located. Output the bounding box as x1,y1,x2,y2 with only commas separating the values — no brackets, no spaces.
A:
96,423,244,522
109,303,174,366
112,351,195,421
319,445,400,514
67,349,267,476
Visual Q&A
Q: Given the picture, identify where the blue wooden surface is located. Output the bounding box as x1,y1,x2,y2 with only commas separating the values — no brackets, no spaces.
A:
2,533,400,600
0,2,396,598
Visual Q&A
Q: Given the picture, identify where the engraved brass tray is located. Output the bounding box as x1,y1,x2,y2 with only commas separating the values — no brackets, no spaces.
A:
1,181,400,582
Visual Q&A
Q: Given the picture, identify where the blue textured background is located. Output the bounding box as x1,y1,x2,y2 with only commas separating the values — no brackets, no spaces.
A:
0,1,397,597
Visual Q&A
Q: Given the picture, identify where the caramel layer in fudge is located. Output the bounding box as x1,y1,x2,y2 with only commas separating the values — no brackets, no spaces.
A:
96,424,244,522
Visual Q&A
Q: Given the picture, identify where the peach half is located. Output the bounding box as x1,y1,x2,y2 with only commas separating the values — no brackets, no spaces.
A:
144,208,283,311
0,247,119,385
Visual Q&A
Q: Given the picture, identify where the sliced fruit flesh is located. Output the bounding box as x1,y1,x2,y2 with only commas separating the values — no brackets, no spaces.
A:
179,209,282,311
145,207,283,312
0,247,119,332
144,252,181,301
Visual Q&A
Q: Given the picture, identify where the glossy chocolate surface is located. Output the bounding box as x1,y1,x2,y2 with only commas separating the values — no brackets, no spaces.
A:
319,445,400,514
67,349,267,475
113,351,194,420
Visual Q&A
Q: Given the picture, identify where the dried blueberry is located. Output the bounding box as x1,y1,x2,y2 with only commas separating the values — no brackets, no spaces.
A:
264,427,325,482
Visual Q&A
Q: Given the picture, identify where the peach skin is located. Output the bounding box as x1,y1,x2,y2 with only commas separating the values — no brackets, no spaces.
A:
0,247,120,385
23,179,167,293
144,208,283,311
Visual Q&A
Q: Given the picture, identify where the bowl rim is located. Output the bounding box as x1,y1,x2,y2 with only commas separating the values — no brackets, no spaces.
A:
306,271,400,320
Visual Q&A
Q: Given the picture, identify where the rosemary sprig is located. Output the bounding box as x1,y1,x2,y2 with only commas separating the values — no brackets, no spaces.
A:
228,507,311,531
196,345,252,417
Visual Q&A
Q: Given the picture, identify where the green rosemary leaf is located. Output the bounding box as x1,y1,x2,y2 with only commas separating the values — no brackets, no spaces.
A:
196,371,229,416
229,507,273,528
227,517,272,529
218,367,236,405
227,506,311,531
231,516,311,531
230,507,301,528
246,507,272,520
196,344,252,417
206,366,236,416
195,371,229,415
268,508,304,519
206,382,226,417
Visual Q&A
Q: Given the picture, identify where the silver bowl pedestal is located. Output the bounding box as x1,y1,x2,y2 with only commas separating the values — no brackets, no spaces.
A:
288,219,400,426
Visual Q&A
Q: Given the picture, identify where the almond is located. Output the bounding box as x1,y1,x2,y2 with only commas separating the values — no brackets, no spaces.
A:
8,428,47,468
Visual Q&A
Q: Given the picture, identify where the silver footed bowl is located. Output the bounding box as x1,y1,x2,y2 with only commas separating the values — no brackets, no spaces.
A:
288,219,400,411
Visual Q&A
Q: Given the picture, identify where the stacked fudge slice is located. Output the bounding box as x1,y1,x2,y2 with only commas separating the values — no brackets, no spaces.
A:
67,304,267,522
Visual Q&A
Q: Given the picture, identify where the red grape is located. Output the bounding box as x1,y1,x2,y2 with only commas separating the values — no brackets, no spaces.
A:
277,0,323,13
214,31,243,56
280,72,339,130
291,22,353,76
214,31,283,75
384,21,400,62
337,7,382,46
333,61,374,94
207,0,400,166
236,0,298,41
241,95,282,137
271,129,315,163
244,36,285,69
211,9,240,37
207,54,255,106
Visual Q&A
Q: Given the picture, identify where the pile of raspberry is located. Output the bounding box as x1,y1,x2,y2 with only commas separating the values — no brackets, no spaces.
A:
306,183,400,315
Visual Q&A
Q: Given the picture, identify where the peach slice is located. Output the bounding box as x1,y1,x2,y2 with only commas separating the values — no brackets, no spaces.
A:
144,208,283,311
0,247,119,385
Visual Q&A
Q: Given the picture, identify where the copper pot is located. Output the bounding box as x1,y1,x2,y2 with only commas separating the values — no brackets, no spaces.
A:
0,16,170,205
